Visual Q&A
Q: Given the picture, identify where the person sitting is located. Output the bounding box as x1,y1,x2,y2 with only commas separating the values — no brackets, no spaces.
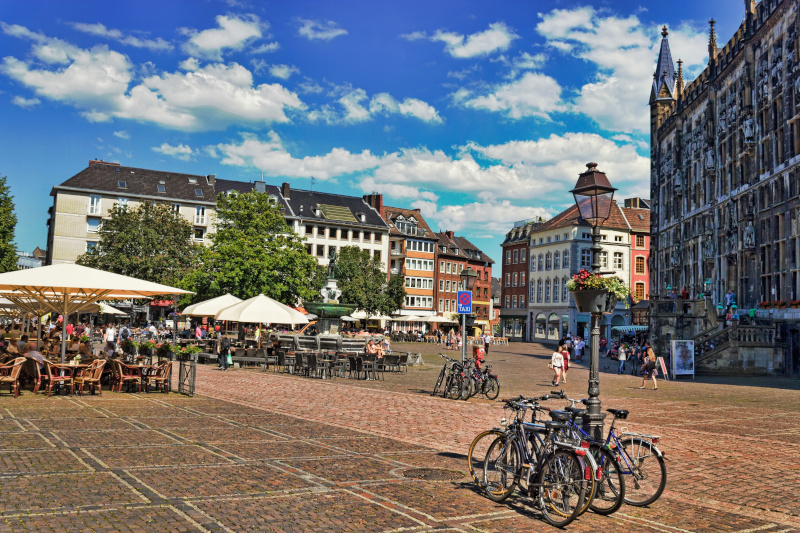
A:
365,340,379,356
78,340,96,361
6,337,19,356
24,342,46,369
104,341,117,359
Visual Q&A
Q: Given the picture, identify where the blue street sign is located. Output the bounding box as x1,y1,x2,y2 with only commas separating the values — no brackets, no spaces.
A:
457,291,472,314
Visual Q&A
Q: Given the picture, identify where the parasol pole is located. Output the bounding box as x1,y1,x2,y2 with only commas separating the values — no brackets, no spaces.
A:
61,293,68,363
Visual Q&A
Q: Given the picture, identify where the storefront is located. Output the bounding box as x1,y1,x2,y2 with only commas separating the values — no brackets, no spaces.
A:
500,311,527,341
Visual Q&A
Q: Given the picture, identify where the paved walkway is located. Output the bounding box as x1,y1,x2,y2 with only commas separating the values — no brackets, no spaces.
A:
1,343,798,532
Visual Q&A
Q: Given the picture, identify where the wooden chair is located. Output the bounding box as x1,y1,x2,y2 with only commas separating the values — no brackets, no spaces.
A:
144,361,171,393
74,360,106,396
43,361,74,397
0,357,27,397
111,359,141,393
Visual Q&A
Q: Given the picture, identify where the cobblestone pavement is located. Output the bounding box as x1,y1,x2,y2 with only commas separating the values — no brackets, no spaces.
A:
1,342,798,532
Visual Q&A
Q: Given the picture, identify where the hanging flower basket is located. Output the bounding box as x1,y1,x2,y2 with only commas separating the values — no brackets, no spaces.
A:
571,290,618,314
566,268,628,314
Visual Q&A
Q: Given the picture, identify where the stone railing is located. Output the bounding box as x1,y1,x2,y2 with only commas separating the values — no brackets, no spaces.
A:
694,324,776,362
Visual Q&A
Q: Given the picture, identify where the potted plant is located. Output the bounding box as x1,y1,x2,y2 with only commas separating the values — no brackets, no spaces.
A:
121,339,138,355
178,344,202,361
777,300,787,309
139,340,156,355
79,335,90,343
157,341,175,359
566,268,630,314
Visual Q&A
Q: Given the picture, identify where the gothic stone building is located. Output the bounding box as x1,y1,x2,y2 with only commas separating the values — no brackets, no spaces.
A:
650,0,799,374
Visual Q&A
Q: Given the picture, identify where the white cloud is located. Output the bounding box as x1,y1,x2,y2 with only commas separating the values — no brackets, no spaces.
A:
369,92,442,123
502,51,547,78
11,95,40,108
251,41,279,54
536,7,707,133
359,177,439,202
309,87,442,124
297,18,347,41
113,130,130,139
71,22,172,51
414,198,551,234
213,132,380,179
269,64,299,80
182,14,263,59
405,22,518,58
152,142,194,160
1,26,306,131
454,72,565,119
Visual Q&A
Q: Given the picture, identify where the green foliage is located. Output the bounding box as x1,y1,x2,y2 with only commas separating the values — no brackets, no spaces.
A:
335,245,406,316
0,175,17,273
76,201,198,285
179,191,319,306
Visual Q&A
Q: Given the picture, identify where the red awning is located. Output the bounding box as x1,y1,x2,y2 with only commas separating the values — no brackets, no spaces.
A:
150,300,175,307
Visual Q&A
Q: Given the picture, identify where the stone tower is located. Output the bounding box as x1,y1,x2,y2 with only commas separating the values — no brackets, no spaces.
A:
649,26,677,139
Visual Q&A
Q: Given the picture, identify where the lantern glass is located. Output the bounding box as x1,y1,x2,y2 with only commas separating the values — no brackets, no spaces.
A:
460,267,478,291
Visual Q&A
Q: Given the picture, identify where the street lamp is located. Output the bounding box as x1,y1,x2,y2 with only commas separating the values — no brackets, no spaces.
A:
570,162,617,441
459,266,478,366
703,278,712,297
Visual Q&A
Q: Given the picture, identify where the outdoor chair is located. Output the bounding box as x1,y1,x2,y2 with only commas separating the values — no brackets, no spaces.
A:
397,353,409,372
43,361,74,397
305,352,317,377
347,356,361,379
111,359,141,393
144,361,171,393
0,357,27,397
74,360,106,396
362,355,380,380
27,357,49,394
381,354,400,373
294,352,307,375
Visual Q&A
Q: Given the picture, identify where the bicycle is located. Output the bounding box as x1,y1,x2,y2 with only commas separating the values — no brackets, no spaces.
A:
463,358,500,400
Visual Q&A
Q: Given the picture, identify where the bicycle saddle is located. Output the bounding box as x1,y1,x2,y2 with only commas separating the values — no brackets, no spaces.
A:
563,406,586,418
544,420,566,431
606,408,629,419
548,410,571,422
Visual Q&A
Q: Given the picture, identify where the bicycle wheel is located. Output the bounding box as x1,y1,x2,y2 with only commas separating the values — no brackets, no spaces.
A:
468,375,479,398
460,375,473,400
576,451,597,517
431,365,446,396
446,374,463,399
467,429,505,486
536,450,586,528
618,438,666,506
588,445,626,515
484,376,500,400
482,435,519,502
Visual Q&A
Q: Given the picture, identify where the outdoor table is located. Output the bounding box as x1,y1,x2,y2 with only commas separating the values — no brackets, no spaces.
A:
50,363,88,395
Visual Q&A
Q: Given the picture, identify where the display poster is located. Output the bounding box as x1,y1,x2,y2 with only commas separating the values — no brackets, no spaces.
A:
670,340,695,377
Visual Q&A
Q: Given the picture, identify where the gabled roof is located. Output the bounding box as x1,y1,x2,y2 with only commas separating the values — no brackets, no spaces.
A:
620,207,650,233
537,201,633,233
54,162,217,204
213,179,294,214
435,232,494,264
282,189,388,228
502,220,543,245
383,206,437,240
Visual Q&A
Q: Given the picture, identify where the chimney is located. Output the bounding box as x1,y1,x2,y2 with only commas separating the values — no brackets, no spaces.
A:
281,182,291,199
206,174,215,186
445,230,454,239
362,193,384,216
254,181,267,193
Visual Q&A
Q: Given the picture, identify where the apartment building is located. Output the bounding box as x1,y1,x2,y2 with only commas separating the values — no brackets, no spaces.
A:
499,219,541,340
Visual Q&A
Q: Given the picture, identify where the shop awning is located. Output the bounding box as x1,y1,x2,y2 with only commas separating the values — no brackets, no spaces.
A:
611,325,649,333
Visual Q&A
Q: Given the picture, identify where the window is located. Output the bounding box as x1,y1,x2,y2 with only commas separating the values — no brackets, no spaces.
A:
87,218,100,233
439,299,444,312
555,235,560,241
545,253,552,270
538,254,544,270
554,251,560,269
582,232,590,239
547,236,551,243
635,282,645,301
446,280,451,292
513,250,519,263
117,180,127,188
194,206,206,225
439,280,444,291
365,232,373,242
520,249,526,262
581,249,591,267
305,244,312,254
512,295,518,308
446,299,451,312
537,280,543,302
316,245,325,257
506,250,511,264
530,259,536,272
599,251,608,269
614,235,623,242
504,296,510,308
636,256,645,274
505,274,510,287
601,234,607,240
563,250,569,269
193,228,205,242
564,233,568,240
157,184,166,193
545,279,551,302
636,235,645,248
194,189,203,197
520,296,525,307
446,262,451,274
86,241,97,253
613,252,623,270
520,273,526,286
513,273,518,287
306,225,314,235
451,299,456,311
374,250,380,260
553,278,559,302
117,197,128,208
484,271,489,280
188,177,198,184
171,203,181,213
562,277,568,301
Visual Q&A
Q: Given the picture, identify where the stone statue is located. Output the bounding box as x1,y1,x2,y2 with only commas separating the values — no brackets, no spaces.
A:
743,221,755,248
726,232,737,254
674,169,683,191
705,149,715,170
704,238,715,258
327,249,338,279
743,118,754,142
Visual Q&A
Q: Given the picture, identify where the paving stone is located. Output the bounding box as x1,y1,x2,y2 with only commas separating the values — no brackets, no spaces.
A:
0,449,90,475
0,432,53,450
0,506,202,532
164,426,278,443
230,440,343,460
365,479,503,521
53,429,181,447
85,444,229,469
313,436,433,454
281,456,405,483
28,417,139,431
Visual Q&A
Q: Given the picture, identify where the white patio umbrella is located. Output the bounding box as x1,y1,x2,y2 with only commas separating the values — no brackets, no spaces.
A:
214,294,309,326
181,293,243,317
340,316,356,322
0,263,192,362
425,315,455,323
392,315,425,322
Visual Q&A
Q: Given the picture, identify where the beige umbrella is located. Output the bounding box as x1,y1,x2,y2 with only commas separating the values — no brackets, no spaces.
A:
425,315,456,323
392,315,425,322
181,293,243,317
0,263,192,362
215,294,309,325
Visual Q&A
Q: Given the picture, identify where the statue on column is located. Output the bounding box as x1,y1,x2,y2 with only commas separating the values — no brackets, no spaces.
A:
743,221,755,248
743,118,754,143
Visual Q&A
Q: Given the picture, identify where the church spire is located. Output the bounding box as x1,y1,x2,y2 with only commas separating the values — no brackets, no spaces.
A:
708,19,718,67
650,25,677,105
677,59,684,100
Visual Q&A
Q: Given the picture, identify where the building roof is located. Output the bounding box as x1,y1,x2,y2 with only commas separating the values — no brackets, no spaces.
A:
536,201,635,233
619,207,651,233
491,277,502,298
650,26,676,104
53,161,217,204
214,179,294,213
502,219,544,245
383,206,437,240
435,231,494,265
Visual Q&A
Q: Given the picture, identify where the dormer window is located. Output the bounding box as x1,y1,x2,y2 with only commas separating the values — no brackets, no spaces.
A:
157,184,166,193
195,189,203,197
117,180,127,188
188,177,198,184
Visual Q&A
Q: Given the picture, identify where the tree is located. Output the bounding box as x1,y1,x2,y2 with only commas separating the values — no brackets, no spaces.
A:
335,245,406,316
0,175,17,273
77,201,197,284
179,191,319,305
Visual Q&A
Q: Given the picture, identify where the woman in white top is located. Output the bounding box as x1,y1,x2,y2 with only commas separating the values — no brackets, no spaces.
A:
617,344,627,374
550,345,564,386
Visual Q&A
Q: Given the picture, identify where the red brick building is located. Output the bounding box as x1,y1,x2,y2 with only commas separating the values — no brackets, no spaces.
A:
499,220,541,341
622,198,651,304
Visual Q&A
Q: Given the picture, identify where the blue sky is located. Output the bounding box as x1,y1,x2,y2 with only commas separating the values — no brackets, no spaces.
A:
0,0,742,264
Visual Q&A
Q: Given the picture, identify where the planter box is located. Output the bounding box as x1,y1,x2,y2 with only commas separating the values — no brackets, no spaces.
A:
571,290,618,314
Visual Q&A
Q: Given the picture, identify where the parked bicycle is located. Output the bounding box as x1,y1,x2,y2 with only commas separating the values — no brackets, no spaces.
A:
432,354,470,400
462,358,500,400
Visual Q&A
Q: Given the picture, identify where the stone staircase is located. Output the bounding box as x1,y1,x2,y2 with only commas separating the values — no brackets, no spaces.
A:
693,324,780,374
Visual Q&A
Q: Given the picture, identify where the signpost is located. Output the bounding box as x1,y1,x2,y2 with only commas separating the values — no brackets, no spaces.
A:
457,291,472,365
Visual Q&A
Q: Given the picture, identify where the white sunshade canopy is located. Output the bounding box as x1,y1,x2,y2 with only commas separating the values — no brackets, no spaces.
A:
350,310,393,321
425,315,456,323
392,315,425,322
182,293,243,317
214,294,309,326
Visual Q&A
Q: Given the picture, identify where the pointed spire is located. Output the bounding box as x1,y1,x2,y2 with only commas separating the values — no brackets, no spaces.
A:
708,19,718,66
677,59,684,99
650,25,677,105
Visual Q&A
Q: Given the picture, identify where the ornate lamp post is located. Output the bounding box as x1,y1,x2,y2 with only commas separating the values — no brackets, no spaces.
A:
570,162,617,441
459,266,478,366
703,278,712,297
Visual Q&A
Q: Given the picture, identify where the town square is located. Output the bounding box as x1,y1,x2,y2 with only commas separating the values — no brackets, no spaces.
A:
1,0,800,531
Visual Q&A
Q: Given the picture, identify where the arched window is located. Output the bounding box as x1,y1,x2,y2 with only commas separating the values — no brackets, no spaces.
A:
537,279,543,302
553,278,560,302
545,253,552,270
545,279,551,302
553,251,560,270
562,250,569,269
538,254,544,270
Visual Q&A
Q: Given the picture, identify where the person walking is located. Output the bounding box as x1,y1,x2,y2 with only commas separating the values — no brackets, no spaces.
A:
550,346,564,386
561,344,570,384
483,331,492,355
575,337,585,363
218,334,231,371
639,347,658,390
617,343,627,374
